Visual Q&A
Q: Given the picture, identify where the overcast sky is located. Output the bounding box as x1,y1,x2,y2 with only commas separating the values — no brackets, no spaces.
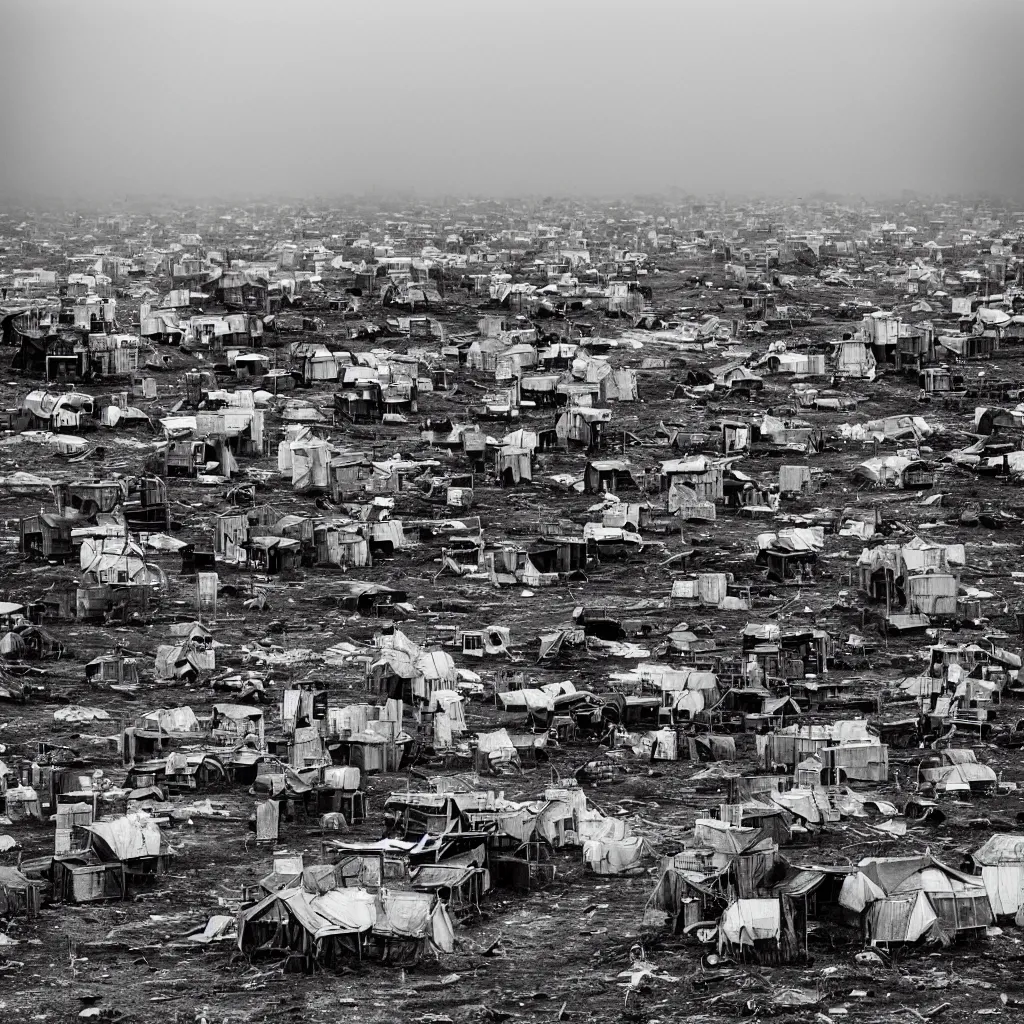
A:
2,0,1023,203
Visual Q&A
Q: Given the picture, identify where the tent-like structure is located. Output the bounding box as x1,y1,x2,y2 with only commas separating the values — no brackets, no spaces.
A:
583,836,648,876
865,890,937,945
238,882,454,964
858,853,993,945
370,628,457,704
719,898,782,956
972,834,1024,919
852,456,929,490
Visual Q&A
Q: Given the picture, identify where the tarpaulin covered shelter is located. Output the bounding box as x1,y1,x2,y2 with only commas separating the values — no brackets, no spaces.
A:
84,813,164,863
583,836,648,875
371,629,456,703
155,642,205,681
495,446,532,485
239,883,378,961
859,853,993,944
643,865,729,932
54,812,168,903
852,456,931,490
476,728,519,771
972,834,1024,919
865,890,937,946
211,704,265,746
718,897,802,962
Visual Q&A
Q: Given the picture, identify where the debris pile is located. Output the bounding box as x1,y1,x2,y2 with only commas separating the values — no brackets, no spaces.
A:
3,192,1024,1020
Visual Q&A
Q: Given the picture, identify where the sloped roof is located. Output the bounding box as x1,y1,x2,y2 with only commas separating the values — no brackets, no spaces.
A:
973,834,1024,866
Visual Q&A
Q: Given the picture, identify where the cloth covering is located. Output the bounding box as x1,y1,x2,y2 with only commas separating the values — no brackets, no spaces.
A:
720,897,780,946
583,836,646,875
256,799,280,842
84,813,162,860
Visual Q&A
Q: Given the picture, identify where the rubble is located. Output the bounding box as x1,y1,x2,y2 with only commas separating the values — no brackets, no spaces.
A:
5,172,1024,1024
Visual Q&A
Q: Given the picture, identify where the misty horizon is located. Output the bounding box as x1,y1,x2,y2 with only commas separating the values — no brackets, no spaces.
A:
3,0,1024,203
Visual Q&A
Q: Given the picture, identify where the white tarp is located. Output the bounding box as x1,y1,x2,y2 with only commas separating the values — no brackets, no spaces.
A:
719,898,780,946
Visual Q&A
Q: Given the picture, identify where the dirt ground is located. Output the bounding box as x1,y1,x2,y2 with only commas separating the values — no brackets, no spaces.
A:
2,255,1024,1023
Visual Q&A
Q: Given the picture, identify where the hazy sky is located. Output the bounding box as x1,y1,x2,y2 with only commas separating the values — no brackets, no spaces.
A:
3,0,1023,202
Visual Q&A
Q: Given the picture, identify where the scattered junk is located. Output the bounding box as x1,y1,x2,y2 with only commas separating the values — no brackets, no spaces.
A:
0,866,44,919
3,177,1024,1020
